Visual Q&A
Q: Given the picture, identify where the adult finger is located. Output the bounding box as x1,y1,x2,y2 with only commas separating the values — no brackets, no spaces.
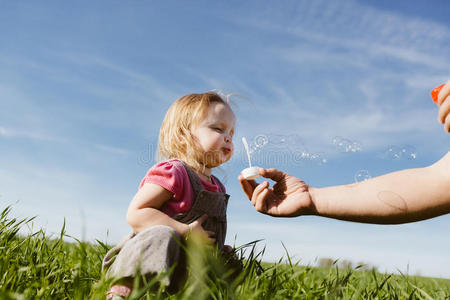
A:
251,181,269,207
437,80,450,107
238,175,258,200
254,188,269,213
251,181,268,208
260,168,287,182
445,114,450,133
238,178,253,200
438,95,450,124
238,174,258,188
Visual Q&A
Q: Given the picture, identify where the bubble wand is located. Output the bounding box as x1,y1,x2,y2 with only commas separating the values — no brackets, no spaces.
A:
241,137,260,180
243,137,255,166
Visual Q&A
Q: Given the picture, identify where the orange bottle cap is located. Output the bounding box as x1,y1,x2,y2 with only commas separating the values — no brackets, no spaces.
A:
431,84,444,104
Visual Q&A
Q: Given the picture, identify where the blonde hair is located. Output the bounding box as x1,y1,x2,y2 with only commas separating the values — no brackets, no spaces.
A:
158,92,232,172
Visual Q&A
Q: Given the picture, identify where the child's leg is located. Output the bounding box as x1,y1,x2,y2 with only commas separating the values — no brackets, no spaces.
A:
105,225,187,293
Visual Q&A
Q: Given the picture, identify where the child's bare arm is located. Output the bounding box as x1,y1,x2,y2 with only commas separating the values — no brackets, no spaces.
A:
126,183,189,236
126,183,216,242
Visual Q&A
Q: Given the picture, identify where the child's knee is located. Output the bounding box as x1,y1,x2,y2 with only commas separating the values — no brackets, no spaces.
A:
137,225,183,257
149,225,180,239
141,225,182,246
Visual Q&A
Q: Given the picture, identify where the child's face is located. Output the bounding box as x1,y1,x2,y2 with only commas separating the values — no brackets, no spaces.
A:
192,102,235,168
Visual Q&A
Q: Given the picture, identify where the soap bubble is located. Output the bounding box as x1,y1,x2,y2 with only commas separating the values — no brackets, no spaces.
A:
354,170,371,183
287,134,303,144
246,134,269,154
310,152,328,165
384,145,402,160
333,136,362,153
293,150,309,165
335,138,352,152
247,143,259,154
287,134,307,151
269,134,288,145
246,133,330,167
332,136,343,145
254,134,269,148
350,141,362,152
287,134,308,154
382,145,417,160
400,145,417,160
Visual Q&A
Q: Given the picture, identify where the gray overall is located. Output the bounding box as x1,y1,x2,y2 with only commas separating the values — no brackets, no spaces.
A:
102,161,229,289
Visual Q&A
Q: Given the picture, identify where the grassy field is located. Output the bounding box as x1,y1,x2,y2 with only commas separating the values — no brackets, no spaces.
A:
1,205,449,299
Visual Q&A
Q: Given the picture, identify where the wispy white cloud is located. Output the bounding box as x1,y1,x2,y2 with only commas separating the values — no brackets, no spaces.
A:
61,52,180,104
274,46,371,70
231,0,450,65
0,126,65,142
94,143,131,156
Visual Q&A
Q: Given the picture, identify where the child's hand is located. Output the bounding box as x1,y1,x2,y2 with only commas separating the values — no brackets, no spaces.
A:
221,245,238,260
186,214,216,244
437,80,450,133
222,245,233,254
221,244,243,277
239,168,316,217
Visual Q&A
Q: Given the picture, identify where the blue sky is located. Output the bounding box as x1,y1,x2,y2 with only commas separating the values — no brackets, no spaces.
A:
1,0,449,278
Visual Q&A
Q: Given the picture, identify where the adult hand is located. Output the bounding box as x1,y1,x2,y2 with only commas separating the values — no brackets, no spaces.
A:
187,214,216,243
238,168,316,217
437,80,450,133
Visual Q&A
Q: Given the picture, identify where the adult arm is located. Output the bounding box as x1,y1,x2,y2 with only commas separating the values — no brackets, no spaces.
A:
311,151,450,224
240,152,450,224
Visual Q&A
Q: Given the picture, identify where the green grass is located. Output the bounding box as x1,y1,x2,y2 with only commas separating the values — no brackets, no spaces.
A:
1,205,449,299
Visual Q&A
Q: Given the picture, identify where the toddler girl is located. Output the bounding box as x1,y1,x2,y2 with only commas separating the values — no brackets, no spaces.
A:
102,92,236,299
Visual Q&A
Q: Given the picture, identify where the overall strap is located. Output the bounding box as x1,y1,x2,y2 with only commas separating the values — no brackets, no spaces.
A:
211,175,226,194
179,161,204,199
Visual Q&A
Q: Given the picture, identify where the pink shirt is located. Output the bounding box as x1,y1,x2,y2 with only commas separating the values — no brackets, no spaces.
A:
139,159,225,217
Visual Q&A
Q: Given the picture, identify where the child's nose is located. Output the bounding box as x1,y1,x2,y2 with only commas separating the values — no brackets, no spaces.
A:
225,134,232,143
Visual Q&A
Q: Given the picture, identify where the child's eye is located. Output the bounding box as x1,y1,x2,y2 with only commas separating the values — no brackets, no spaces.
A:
212,127,223,132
